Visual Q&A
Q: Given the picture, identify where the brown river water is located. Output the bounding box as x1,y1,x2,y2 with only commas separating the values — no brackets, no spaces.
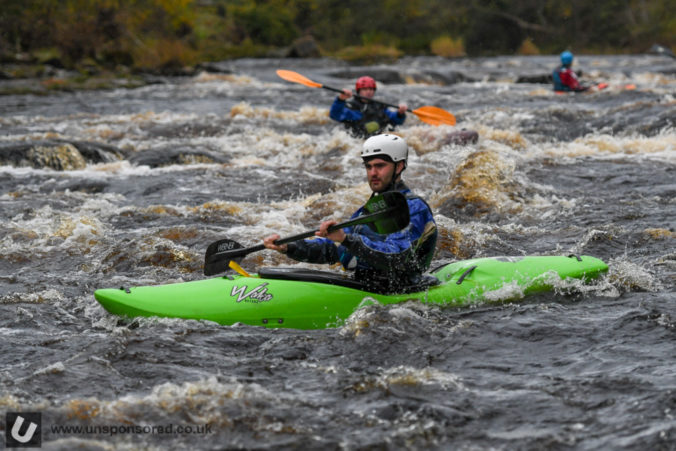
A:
1,54,675,449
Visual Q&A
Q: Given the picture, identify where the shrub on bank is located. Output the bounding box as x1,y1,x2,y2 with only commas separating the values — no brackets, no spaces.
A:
333,44,402,64
430,36,465,58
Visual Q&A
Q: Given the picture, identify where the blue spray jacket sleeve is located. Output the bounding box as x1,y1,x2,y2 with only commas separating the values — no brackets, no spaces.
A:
329,98,363,122
286,236,341,265
384,108,406,126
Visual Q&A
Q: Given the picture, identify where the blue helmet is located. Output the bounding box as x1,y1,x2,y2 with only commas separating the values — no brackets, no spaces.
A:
560,51,574,65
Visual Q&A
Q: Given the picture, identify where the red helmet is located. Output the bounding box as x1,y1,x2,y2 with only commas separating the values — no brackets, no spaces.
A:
355,76,377,91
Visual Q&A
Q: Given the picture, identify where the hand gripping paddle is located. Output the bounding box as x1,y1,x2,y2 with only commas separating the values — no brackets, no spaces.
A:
203,191,410,276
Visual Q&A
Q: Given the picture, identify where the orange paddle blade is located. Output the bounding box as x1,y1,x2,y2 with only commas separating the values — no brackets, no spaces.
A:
412,105,456,126
276,69,323,88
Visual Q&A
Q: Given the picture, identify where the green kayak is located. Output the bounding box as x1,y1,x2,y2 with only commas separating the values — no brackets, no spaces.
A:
94,255,608,329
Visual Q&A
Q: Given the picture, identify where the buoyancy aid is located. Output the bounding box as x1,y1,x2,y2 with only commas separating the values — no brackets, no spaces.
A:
286,182,437,293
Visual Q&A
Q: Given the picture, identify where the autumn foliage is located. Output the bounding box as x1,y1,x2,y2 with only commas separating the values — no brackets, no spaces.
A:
0,0,673,70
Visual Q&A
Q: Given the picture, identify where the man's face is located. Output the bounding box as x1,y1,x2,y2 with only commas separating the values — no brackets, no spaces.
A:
357,87,375,100
364,157,396,192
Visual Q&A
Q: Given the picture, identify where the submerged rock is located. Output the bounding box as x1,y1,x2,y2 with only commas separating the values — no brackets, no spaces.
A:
0,140,126,170
128,146,230,168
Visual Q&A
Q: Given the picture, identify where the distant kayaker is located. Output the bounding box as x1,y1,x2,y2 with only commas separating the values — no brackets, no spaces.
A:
263,134,437,293
329,76,408,138
552,51,590,92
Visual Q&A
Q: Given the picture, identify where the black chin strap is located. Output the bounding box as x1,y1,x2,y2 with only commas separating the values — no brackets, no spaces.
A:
382,172,401,192
386,163,405,192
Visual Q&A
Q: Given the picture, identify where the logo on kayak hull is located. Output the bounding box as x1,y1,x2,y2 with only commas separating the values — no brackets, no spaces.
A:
231,283,273,303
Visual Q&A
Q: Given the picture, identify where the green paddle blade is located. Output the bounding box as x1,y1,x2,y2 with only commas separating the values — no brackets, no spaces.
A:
363,191,410,234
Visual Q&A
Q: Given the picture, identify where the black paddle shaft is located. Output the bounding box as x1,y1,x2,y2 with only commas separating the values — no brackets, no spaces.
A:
320,85,401,110
206,206,399,263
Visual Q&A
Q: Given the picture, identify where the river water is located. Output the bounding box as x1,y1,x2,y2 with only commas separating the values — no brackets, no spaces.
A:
1,54,675,450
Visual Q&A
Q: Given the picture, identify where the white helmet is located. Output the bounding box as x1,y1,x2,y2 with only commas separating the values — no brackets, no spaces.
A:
361,134,408,164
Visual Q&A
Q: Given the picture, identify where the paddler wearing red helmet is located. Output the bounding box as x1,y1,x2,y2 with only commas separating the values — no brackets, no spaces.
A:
329,76,408,137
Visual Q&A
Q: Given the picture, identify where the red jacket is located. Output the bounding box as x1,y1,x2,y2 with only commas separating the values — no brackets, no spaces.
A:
553,66,587,92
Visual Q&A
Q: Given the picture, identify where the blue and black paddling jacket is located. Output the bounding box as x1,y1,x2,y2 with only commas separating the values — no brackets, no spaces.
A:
329,96,406,138
286,181,437,293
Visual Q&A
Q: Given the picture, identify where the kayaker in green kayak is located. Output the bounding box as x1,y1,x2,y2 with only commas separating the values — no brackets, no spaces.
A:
263,134,437,293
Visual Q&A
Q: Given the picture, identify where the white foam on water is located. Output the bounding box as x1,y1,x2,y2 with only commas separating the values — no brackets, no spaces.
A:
608,255,664,293
376,365,464,391
32,361,67,376
51,375,297,425
0,288,65,305
536,130,676,163
480,280,528,302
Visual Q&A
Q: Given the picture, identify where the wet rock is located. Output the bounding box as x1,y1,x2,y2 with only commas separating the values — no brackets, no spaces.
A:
61,140,128,163
261,174,335,204
437,196,491,221
438,70,474,84
439,129,479,146
516,74,552,84
401,70,473,85
55,180,109,194
30,143,87,170
287,36,321,58
435,150,523,221
0,140,126,169
134,65,200,77
141,121,227,139
0,142,86,170
195,62,233,74
648,43,676,59
128,146,230,168
328,67,472,85
329,67,407,84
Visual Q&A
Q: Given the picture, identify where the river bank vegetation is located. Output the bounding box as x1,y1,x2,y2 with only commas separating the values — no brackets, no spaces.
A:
1,0,674,77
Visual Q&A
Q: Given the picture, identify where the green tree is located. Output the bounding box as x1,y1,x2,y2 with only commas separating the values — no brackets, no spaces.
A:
229,0,300,46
